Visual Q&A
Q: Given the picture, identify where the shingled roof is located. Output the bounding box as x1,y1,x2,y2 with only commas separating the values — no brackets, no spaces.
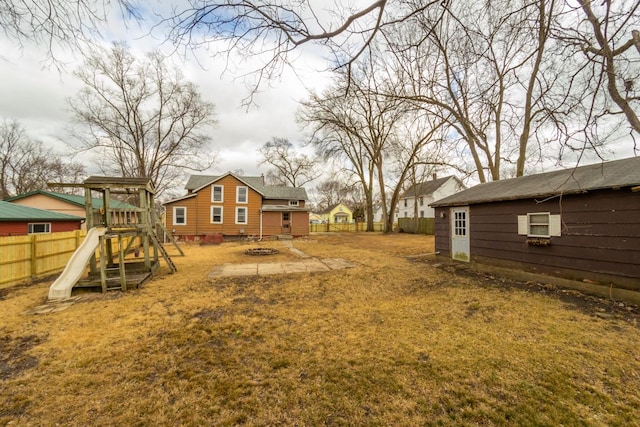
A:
400,176,461,198
431,156,640,207
0,201,83,221
183,172,308,201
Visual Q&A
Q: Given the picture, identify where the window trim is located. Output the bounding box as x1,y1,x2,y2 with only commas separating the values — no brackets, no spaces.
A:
211,206,223,224
236,186,248,204
235,206,248,224
518,212,561,238
211,185,224,203
28,223,51,234
172,206,187,225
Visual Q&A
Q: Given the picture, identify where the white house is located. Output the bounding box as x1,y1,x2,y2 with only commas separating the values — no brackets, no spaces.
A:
398,176,464,218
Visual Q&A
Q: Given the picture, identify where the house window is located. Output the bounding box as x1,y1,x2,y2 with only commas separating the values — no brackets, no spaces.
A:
289,200,299,207
211,206,223,224
404,212,408,218
420,210,424,218
212,185,224,202
518,213,561,238
28,223,51,234
404,199,408,207
173,207,187,225
236,207,247,224
236,186,248,203
419,197,424,206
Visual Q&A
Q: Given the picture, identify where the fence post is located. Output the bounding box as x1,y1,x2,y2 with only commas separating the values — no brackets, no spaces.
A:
30,234,37,279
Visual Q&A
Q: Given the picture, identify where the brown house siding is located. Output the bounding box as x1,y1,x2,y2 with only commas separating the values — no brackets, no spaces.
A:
166,175,263,238
165,176,310,239
435,189,640,290
290,211,309,236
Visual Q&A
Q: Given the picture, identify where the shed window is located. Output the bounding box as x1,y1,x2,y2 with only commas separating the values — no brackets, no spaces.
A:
236,186,248,203
28,223,51,234
212,185,224,202
518,213,561,238
211,206,223,224
173,207,186,225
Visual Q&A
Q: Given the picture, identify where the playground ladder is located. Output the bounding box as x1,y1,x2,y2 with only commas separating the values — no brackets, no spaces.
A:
150,233,177,273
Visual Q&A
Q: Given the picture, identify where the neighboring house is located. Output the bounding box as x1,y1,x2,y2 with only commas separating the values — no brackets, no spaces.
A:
318,203,353,223
309,213,323,223
4,190,139,229
398,175,465,219
430,156,640,301
371,203,398,223
164,172,310,239
0,201,83,236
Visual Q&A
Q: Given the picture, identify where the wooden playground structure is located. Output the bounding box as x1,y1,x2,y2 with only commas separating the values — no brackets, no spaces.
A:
49,176,182,297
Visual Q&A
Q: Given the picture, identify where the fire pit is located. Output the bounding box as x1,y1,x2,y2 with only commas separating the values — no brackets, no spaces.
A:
245,248,279,256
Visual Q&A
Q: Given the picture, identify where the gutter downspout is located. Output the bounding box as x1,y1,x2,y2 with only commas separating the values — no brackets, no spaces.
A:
259,208,263,241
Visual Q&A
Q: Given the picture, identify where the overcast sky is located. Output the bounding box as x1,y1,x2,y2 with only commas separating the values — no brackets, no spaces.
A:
0,1,636,197
0,5,332,192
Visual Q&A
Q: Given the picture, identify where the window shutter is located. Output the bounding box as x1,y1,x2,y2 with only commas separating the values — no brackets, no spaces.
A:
549,214,562,237
517,215,527,235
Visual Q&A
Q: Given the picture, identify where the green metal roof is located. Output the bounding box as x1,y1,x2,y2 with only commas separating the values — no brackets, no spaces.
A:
4,190,137,209
0,201,84,221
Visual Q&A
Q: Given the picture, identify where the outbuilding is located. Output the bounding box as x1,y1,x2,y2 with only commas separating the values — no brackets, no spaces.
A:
430,157,640,301
0,201,83,236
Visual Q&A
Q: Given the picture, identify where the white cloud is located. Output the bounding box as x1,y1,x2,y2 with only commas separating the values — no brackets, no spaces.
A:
0,8,332,190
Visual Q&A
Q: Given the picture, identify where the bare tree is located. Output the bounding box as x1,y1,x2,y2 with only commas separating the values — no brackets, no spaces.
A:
1,0,139,62
380,0,569,182
258,137,321,187
299,54,445,232
314,179,351,212
68,43,218,197
0,119,86,198
554,0,640,142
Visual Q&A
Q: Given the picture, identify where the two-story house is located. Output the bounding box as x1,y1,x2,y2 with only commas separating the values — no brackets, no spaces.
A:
164,172,310,240
398,175,464,219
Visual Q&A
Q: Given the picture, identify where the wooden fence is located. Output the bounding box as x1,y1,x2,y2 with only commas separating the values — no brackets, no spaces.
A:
0,230,134,289
309,222,386,233
397,217,435,235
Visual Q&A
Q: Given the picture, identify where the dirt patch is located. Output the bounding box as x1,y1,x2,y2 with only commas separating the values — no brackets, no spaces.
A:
0,334,44,380
414,257,640,326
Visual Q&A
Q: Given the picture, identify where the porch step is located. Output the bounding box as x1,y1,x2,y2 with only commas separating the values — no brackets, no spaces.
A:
276,234,293,240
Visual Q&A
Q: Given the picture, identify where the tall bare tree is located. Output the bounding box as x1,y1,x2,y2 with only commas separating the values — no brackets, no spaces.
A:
554,0,640,143
68,43,218,197
299,54,445,232
0,119,85,198
258,137,321,187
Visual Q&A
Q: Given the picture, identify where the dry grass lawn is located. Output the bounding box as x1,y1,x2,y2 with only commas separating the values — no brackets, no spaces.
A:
1,233,640,426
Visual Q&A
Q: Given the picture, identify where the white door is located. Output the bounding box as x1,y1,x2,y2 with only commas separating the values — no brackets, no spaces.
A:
451,207,470,262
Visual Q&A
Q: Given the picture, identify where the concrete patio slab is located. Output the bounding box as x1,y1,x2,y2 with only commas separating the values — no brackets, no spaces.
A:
257,263,286,275
208,241,355,278
209,257,352,278
322,258,357,270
